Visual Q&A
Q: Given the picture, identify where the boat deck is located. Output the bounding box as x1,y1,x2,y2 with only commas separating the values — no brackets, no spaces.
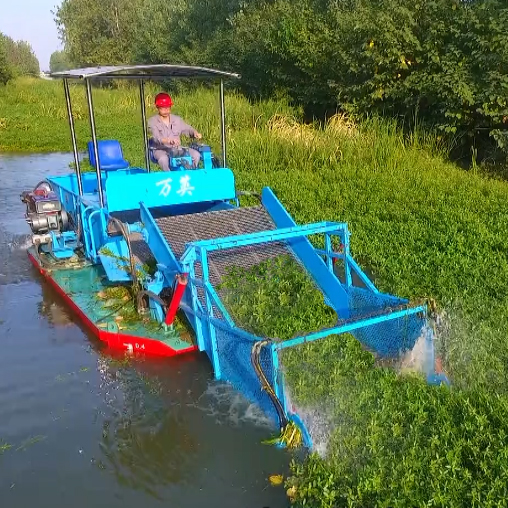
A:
28,246,196,356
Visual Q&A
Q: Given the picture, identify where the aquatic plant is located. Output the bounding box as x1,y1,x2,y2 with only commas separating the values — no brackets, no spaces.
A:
221,256,508,508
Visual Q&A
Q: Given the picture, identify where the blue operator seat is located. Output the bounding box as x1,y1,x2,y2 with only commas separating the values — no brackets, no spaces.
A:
87,140,129,171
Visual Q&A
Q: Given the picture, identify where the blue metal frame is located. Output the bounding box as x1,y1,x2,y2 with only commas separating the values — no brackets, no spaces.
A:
200,248,223,379
44,161,235,268
105,168,236,212
276,305,426,350
137,187,446,448
180,222,346,260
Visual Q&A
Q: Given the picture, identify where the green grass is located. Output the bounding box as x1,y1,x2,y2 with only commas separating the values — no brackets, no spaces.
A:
3,77,508,506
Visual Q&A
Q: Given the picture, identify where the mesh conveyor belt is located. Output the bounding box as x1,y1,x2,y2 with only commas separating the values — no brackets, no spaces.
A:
108,211,154,267
155,206,290,287
129,232,154,267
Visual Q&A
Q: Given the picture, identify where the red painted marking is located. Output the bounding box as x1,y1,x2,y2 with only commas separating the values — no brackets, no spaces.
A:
28,252,198,357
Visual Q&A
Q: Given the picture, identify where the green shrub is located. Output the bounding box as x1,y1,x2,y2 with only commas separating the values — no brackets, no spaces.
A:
219,0,508,155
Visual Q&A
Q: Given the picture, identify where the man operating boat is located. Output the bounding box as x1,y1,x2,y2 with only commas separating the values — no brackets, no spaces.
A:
148,92,202,170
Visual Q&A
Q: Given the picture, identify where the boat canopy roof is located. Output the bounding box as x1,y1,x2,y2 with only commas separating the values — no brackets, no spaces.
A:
50,64,241,81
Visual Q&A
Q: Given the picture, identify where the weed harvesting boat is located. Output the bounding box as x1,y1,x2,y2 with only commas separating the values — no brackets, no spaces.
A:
20,65,448,449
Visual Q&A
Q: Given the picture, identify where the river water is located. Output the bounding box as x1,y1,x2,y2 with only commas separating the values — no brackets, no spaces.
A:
0,153,291,508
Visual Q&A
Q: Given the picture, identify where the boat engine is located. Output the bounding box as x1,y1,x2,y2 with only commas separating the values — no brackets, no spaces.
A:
20,182,70,246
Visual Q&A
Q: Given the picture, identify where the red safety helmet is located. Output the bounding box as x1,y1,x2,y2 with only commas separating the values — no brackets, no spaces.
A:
154,92,173,108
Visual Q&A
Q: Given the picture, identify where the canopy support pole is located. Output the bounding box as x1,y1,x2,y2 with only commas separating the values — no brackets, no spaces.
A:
139,80,150,172
220,79,227,168
63,79,83,196
85,79,105,208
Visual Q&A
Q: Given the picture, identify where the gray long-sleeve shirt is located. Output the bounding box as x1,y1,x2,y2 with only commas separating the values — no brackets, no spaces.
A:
147,114,198,148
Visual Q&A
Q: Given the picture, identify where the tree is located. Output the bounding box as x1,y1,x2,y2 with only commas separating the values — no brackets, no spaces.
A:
0,33,39,78
124,0,249,96
317,0,508,149
0,34,13,85
51,0,508,155
54,0,142,66
11,40,40,75
49,50,72,73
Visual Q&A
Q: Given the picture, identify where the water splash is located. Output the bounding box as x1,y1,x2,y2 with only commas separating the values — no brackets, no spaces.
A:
0,230,34,285
284,385,333,457
393,324,436,377
196,382,275,430
7,234,33,252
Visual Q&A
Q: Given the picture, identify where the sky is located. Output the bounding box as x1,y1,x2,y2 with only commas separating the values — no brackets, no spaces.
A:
0,0,63,71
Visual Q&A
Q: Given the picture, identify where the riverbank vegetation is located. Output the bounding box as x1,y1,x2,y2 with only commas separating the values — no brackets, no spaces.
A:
52,0,508,165
2,76,508,506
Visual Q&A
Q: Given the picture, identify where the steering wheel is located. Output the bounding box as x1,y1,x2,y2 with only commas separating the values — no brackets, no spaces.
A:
170,141,221,169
